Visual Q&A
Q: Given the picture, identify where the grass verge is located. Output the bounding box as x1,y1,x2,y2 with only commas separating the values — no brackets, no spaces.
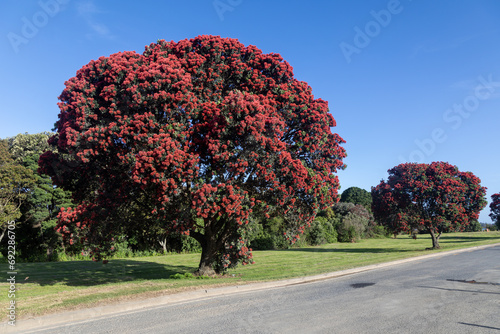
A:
1,231,499,319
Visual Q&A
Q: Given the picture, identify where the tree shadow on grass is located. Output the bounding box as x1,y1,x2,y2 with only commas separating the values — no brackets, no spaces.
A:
12,259,197,287
283,247,414,253
438,235,499,243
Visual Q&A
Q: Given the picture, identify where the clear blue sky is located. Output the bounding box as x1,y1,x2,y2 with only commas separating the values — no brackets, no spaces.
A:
1,0,499,223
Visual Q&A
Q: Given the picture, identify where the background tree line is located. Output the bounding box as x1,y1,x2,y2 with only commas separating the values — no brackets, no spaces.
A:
0,132,72,261
1,132,497,263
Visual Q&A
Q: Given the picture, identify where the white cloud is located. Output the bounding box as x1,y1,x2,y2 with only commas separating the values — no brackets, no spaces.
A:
77,1,113,39
449,75,500,100
410,31,495,59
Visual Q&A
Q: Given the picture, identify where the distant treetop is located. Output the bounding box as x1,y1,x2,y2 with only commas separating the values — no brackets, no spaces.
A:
340,186,372,211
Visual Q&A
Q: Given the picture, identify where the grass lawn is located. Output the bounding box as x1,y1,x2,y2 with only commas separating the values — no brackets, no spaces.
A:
1,231,499,319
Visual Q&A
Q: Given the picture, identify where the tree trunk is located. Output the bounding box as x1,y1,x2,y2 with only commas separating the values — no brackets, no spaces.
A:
195,237,217,276
191,218,231,276
191,225,218,276
428,229,441,249
0,225,7,244
159,237,167,254
46,247,53,261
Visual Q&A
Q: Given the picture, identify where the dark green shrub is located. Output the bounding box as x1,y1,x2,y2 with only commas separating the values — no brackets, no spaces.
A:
196,275,211,279
250,236,276,250
340,212,368,242
306,217,337,245
367,224,391,238
464,220,482,232
170,272,195,279
328,202,389,242
248,216,290,250
180,235,202,253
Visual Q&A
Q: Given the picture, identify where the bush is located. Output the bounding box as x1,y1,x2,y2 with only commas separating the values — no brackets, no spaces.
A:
366,224,390,238
331,203,383,242
331,202,356,216
8,218,63,262
248,216,290,250
337,212,366,242
247,217,276,250
464,220,482,232
196,275,211,279
306,217,337,245
170,272,194,279
250,236,276,250
180,235,202,253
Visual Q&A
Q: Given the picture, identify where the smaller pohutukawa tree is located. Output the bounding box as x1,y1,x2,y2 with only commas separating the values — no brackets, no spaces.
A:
371,162,487,249
489,193,500,230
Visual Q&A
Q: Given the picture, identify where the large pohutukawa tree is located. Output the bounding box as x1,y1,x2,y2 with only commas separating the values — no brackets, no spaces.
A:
39,35,346,275
371,162,486,249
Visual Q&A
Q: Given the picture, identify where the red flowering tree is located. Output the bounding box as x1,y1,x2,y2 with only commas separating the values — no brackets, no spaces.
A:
39,35,346,275
371,162,486,249
490,193,500,229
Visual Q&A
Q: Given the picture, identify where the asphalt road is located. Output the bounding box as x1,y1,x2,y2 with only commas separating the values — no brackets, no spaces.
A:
24,245,500,333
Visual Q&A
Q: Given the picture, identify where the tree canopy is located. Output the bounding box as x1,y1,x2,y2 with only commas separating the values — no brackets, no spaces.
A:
40,35,346,274
371,162,486,249
340,186,372,211
0,139,35,243
8,132,53,163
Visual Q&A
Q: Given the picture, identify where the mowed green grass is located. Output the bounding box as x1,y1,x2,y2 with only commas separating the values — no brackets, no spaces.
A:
1,231,499,319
